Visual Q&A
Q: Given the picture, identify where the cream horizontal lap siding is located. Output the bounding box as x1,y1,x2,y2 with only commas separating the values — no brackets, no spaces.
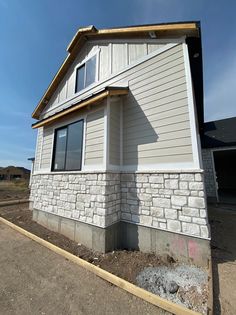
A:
42,40,166,116
109,99,121,166
40,127,53,169
123,44,193,167
34,127,43,172
84,108,104,166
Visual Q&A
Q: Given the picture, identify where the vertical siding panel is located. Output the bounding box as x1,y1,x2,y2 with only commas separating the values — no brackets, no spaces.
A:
67,68,76,97
112,43,127,73
43,41,170,115
59,81,67,102
147,43,164,54
99,44,110,80
128,43,147,64
47,92,58,109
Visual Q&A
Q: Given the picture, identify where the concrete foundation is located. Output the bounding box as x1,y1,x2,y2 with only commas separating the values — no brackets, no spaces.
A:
33,209,121,252
120,221,210,267
33,208,210,267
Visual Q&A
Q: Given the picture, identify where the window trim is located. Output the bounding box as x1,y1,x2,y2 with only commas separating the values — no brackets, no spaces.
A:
51,119,84,172
74,50,100,94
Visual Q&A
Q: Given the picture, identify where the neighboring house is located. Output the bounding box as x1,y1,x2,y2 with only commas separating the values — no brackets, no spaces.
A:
30,22,210,267
0,166,30,180
202,117,236,204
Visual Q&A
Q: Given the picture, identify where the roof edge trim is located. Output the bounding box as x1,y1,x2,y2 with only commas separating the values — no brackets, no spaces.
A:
32,86,129,129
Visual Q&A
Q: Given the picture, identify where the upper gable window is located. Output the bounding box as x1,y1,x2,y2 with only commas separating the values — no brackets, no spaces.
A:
75,55,97,93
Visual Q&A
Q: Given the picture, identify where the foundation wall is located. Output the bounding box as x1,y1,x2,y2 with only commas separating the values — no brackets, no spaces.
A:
33,208,210,267
120,221,210,267
202,148,217,202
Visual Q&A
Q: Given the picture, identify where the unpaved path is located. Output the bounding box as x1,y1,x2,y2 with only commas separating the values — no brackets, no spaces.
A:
209,204,236,315
0,222,168,315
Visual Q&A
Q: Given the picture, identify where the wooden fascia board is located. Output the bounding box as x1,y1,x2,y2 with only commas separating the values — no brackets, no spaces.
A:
97,23,198,35
67,25,97,52
32,88,128,129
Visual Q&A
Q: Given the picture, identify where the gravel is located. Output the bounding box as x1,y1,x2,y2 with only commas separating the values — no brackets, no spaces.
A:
136,264,208,314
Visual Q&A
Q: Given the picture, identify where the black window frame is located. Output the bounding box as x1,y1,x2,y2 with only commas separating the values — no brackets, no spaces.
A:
51,119,84,172
75,55,97,94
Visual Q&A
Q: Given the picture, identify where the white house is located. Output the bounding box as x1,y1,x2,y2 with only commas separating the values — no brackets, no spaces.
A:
30,22,210,267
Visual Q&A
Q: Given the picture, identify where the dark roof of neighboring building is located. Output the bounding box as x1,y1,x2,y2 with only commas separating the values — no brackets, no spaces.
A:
202,117,236,148
17,167,31,173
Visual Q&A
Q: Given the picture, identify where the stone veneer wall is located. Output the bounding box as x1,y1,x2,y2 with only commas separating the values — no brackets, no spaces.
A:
202,148,217,199
30,173,121,228
120,172,209,239
30,171,210,240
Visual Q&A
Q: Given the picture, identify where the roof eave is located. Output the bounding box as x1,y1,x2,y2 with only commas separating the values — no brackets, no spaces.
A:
32,86,129,129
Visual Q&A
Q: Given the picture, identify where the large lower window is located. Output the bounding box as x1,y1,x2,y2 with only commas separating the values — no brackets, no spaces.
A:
52,120,84,171
75,55,97,93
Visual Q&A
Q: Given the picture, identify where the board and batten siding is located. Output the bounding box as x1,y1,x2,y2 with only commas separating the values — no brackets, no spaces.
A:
122,44,193,166
43,40,165,115
84,109,104,166
109,99,121,166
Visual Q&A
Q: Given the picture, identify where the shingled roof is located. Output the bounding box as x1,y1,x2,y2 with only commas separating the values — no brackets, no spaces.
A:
202,116,236,148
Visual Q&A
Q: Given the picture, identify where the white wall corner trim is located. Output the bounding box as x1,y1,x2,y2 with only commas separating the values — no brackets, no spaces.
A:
103,101,109,169
183,42,201,169
120,99,123,167
81,115,87,171
39,127,44,170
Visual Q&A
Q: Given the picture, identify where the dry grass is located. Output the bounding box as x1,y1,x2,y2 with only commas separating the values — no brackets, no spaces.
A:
0,180,29,201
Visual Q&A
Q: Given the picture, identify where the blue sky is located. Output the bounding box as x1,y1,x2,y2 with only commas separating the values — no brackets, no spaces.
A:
0,0,235,169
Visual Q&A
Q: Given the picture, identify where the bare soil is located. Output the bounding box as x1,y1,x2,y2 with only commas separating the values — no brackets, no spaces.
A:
208,204,236,315
0,203,209,313
0,180,29,201
0,203,168,284
0,223,167,315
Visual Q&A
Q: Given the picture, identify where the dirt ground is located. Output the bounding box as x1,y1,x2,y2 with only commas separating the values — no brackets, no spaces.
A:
0,180,29,201
208,203,236,315
0,222,168,315
0,203,169,285
0,203,208,313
